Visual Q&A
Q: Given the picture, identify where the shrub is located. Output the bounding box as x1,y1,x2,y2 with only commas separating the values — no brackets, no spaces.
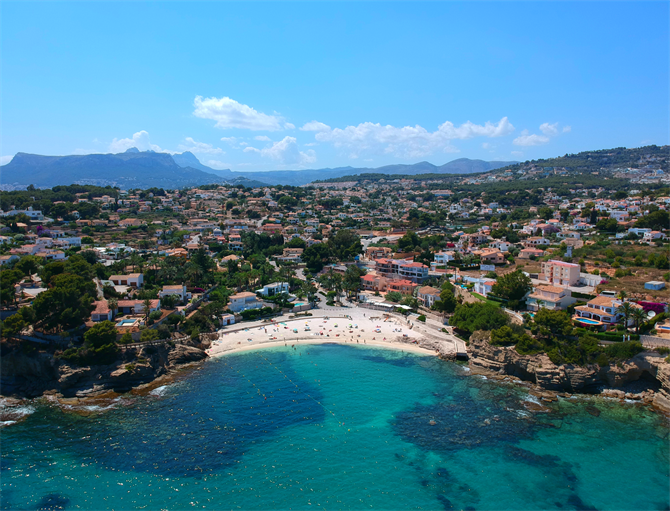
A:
119,332,133,344
417,315,426,322
140,329,160,343
149,310,163,321
605,341,644,361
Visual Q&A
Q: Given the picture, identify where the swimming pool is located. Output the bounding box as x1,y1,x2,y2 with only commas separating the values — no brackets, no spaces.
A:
116,319,137,326
576,318,601,325
293,302,306,307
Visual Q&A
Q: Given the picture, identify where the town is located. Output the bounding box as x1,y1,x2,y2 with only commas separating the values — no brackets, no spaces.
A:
1,147,670,405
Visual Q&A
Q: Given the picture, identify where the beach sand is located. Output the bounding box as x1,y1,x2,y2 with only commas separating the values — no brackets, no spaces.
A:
206,309,438,358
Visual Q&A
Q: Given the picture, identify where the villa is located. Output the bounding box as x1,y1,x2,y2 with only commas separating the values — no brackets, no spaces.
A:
527,285,576,311
256,282,289,297
228,291,262,313
573,296,642,327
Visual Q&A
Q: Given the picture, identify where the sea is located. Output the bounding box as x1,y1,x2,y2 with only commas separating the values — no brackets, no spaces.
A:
1,344,669,511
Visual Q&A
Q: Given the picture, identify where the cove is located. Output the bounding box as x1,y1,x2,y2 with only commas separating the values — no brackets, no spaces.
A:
2,344,668,510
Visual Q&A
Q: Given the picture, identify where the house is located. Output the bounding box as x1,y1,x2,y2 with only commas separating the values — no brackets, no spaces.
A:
228,234,244,251
526,285,576,311
518,248,545,259
433,251,456,266
473,279,496,297
540,260,581,287
91,300,113,322
387,279,418,295
361,273,388,293
228,291,262,313
366,246,393,260
220,313,236,326
473,247,505,265
116,299,160,315
275,247,303,263
0,255,19,266
159,285,191,303
642,231,667,242
489,240,513,252
574,296,642,326
524,236,551,247
109,273,144,288
417,286,441,308
256,282,289,297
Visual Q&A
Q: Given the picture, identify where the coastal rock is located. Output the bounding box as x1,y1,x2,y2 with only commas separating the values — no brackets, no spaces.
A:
1,339,209,399
467,330,670,401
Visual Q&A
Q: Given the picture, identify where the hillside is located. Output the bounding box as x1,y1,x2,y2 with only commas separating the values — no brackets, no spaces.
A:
1,150,228,190
0,150,516,189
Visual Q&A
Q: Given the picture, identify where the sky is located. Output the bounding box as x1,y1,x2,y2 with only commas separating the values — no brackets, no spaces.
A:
1,1,668,172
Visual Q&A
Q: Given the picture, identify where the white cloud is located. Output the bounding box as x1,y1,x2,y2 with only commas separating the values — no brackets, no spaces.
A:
109,130,167,153
193,95,285,131
258,136,316,164
482,142,490,150
313,117,513,158
563,126,572,133
300,121,331,132
204,160,232,170
177,137,224,155
254,135,271,141
243,147,261,154
304,142,318,147
284,122,295,130
513,130,550,147
221,137,238,143
0,155,14,165
511,151,524,157
539,122,559,136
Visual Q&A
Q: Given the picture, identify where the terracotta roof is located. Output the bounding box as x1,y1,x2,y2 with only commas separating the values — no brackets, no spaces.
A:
231,292,257,299
418,286,440,296
536,285,566,294
92,301,110,314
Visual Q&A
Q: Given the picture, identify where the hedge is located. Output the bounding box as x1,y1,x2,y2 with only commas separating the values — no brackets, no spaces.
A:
575,328,640,342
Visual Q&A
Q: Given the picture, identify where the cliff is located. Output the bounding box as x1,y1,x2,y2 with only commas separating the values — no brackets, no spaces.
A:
0,338,210,399
467,330,670,415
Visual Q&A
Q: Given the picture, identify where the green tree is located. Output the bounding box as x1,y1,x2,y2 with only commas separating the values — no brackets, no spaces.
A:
385,291,403,303
432,281,458,314
0,269,23,306
450,302,508,336
84,321,117,349
491,269,531,307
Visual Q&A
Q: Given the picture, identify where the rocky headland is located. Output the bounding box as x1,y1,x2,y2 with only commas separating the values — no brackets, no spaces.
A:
467,330,670,415
1,337,210,400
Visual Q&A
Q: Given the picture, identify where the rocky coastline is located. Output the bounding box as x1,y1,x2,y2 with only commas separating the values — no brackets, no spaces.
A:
466,330,670,416
0,337,210,401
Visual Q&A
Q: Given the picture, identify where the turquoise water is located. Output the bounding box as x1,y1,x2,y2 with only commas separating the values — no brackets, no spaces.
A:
2,344,669,510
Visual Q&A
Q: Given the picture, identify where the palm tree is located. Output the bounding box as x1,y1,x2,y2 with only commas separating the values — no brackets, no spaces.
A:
107,297,118,318
617,290,627,301
142,297,153,323
616,302,634,329
631,307,647,334
536,299,545,310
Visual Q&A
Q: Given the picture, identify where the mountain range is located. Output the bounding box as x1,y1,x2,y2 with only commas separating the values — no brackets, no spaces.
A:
0,149,516,190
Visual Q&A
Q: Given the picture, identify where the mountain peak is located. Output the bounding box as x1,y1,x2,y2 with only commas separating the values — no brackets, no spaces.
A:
124,147,140,153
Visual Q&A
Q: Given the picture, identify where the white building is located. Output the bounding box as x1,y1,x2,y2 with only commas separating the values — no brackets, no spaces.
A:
256,282,289,297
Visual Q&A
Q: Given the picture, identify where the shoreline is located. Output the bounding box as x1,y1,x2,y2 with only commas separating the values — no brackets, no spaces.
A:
207,337,438,358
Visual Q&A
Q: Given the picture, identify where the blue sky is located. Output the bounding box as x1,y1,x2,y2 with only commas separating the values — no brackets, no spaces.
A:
2,1,668,172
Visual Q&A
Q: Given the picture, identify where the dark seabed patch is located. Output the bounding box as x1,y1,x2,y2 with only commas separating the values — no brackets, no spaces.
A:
35,494,70,510
4,351,325,478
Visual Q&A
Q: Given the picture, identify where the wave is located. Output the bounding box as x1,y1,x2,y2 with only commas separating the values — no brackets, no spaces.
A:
150,385,170,397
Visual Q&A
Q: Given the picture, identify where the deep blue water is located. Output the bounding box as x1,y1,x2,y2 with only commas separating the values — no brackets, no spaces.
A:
2,344,669,510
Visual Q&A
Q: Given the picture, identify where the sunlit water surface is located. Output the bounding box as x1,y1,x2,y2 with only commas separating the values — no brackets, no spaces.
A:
2,344,668,510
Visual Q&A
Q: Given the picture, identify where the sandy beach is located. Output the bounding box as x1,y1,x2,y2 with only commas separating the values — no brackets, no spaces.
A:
206,308,441,358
